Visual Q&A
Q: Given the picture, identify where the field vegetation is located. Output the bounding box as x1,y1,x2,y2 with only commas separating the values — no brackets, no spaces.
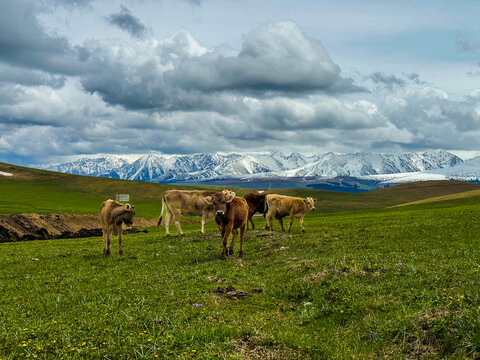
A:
1,163,480,358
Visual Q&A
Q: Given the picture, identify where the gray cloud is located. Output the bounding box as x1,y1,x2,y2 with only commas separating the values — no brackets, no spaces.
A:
368,72,405,89
0,64,66,88
165,22,359,94
0,1,89,76
107,6,148,39
80,22,361,111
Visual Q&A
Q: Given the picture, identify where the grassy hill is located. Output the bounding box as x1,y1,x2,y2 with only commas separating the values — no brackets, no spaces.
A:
2,163,480,358
2,162,480,217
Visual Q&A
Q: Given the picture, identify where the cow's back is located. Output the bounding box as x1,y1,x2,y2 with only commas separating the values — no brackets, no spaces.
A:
267,194,304,216
244,193,266,212
222,197,248,229
164,190,215,216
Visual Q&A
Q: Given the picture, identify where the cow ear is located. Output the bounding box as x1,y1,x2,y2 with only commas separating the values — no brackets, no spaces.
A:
226,192,235,202
125,204,131,210
204,196,213,204
314,198,317,203
303,198,308,204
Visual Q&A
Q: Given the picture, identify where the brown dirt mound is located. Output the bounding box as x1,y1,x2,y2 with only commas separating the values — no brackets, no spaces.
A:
0,214,157,242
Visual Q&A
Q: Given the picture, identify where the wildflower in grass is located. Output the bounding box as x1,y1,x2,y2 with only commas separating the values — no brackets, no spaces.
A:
23,328,28,331
147,338,152,342
395,262,402,266
82,342,86,346
193,303,203,307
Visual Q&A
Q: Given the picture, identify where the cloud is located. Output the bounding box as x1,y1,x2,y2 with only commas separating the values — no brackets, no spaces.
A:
0,0,89,76
106,6,148,39
0,64,66,88
165,22,359,94
368,72,405,90
80,22,361,111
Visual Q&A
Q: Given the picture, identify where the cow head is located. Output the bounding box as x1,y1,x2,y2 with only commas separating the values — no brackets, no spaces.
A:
117,203,135,226
204,190,235,215
303,197,316,211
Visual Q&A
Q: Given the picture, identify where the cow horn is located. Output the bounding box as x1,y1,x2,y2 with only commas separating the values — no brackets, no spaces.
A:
125,203,131,210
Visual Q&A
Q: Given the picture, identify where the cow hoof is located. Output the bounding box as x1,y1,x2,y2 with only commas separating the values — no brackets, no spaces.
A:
239,251,243,258
302,229,305,233
166,234,170,237
220,254,227,260
228,248,234,255
181,233,185,237
119,251,124,256
103,250,110,256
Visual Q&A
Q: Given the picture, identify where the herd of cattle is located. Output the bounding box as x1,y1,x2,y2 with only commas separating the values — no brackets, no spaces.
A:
100,190,317,259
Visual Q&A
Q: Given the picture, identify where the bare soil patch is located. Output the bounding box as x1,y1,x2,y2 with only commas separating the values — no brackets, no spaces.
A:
0,213,157,242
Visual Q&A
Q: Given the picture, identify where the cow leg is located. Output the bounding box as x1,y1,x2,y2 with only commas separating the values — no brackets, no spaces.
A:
300,216,305,233
287,213,294,233
229,229,237,255
117,226,123,256
104,230,111,256
173,212,184,236
276,213,285,232
265,210,274,231
248,209,255,230
239,223,246,257
102,229,108,256
221,224,233,260
201,212,207,235
164,210,172,237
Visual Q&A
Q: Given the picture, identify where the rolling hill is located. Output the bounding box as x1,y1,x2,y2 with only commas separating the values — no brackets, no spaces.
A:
2,161,480,217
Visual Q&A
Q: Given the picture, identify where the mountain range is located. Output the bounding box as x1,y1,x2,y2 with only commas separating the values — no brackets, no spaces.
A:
40,150,480,192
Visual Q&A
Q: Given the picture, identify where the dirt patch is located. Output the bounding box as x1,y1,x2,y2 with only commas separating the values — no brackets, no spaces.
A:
230,335,307,359
0,213,158,242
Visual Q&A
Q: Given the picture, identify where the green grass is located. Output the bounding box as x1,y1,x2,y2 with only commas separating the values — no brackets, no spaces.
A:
2,162,480,218
2,163,480,358
2,200,480,359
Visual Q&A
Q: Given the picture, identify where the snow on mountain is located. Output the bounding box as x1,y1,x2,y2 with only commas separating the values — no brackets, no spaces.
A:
46,156,130,178
42,150,473,184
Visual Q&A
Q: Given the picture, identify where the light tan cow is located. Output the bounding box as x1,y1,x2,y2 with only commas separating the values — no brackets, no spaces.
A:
158,189,235,236
99,199,135,256
264,194,316,233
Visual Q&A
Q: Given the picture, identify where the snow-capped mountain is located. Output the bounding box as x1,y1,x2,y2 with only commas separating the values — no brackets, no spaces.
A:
41,150,471,187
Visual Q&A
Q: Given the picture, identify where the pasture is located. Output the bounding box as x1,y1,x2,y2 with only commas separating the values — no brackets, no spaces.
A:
1,163,480,358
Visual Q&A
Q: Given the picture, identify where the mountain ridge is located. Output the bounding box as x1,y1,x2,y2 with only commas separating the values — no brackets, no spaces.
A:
40,150,477,190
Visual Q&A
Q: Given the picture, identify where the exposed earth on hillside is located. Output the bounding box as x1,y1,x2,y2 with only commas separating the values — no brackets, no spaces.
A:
0,214,158,242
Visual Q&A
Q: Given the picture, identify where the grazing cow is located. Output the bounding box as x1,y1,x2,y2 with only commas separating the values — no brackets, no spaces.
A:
264,194,316,233
243,193,267,230
99,199,135,256
210,196,248,259
158,189,235,236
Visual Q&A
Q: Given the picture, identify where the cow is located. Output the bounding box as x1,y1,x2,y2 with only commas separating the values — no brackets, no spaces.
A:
264,194,316,233
243,192,267,230
99,199,135,256
158,189,235,236
210,196,248,259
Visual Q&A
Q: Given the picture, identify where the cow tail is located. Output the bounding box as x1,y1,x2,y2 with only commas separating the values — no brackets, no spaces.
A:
157,196,165,226
263,195,269,218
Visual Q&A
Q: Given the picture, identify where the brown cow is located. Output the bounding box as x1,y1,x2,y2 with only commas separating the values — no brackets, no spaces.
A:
158,189,235,236
243,192,266,230
209,196,248,259
264,194,316,233
99,199,135,256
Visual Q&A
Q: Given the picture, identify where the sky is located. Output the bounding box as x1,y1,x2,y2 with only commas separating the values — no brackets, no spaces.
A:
0,0,480,166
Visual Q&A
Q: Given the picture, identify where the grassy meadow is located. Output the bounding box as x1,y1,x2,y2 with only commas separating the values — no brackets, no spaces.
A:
2,163,480,358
